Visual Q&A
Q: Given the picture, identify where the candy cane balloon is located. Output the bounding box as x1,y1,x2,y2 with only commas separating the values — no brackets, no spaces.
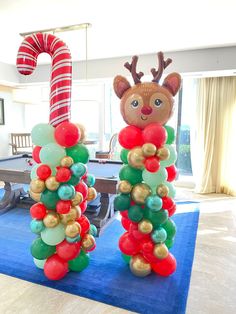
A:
17,32,72,126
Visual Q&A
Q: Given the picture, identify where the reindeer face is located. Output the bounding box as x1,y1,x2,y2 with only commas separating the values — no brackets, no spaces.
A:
116,81,175,128
114,53,181,129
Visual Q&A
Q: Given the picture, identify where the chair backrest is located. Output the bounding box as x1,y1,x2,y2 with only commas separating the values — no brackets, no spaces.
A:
109,133,118,153
10,133,33,155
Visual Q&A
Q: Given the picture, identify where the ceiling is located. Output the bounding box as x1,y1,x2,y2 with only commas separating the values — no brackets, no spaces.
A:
0,0,236,65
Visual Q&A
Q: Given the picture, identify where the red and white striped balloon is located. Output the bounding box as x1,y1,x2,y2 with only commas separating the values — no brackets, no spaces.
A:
17,32,72,127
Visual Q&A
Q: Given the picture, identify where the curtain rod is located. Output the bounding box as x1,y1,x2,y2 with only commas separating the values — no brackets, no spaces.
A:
19,23,92,37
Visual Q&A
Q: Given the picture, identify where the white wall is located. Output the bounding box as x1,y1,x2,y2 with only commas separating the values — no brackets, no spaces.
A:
0,86,25,156
17,46,236,83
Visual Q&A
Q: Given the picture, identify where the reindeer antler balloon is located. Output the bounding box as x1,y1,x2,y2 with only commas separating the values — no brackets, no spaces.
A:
114,52,181,277
17,33,97,280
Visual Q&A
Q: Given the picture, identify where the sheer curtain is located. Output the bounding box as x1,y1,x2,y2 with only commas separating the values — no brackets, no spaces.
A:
191,76,236,196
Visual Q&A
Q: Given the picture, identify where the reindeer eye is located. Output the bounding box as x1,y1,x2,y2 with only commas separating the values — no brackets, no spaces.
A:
154,99,162,107
131,100,139,108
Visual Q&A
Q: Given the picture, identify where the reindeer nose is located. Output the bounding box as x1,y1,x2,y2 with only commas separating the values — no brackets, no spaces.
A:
141,105,153,115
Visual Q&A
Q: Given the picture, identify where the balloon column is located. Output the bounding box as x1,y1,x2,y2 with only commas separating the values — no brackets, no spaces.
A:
113,52,181,277
17,33,97,280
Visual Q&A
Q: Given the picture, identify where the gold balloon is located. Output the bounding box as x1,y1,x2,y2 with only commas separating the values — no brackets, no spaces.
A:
65,222,81,238
142,143,157,157
30,179,45,193
153,243,169,259
29,190,41,202
81,234,96,251
87,187,97,202
71,192,83,206
60,206,80,224
45,176,60,191
138,219,153,234
156,147,170,160
118,180,132,194
131,183,151,204
60,156,74,168
127,147,145,169
43,211,60,228
129,254,151,277
76,123,86,142
156,184,169,197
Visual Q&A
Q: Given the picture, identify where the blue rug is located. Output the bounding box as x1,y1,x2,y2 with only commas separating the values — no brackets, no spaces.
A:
0,207,199,314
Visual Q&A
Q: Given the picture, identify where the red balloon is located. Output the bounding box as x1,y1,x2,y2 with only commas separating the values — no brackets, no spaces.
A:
121,216,132,230
143,123,167,148
129,223,150,241
120,210,129,219
56,240,81,261
30,202,47,219
56,167,72,183
168,203,176,217
118,126,143,149
151,253,177,276
80,200,87,213
75,181,88,199
145,157,160,172
44,254,68,280
141,239,160,263
56,200,71,214
54,122,80,148
36,164,52,180
162,196,174,210
166,165,178,182
32,146,41,163
119,232,140,255
77,215,90,237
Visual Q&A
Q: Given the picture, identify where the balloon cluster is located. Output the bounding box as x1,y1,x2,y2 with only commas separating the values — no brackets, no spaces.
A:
29,121,97,280
114,123,178,277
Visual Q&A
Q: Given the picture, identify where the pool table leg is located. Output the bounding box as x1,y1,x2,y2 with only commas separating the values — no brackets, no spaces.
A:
86,193,118,236
0,182,26,215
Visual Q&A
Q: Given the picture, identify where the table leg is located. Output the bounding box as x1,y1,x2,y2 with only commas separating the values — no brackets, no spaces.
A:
0,182,26,215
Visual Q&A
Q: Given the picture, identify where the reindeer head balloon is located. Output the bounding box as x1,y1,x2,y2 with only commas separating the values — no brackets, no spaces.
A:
114,52,182,278
113,52,181,128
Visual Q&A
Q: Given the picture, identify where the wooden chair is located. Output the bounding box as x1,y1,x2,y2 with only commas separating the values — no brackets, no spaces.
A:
9,133,33,155
95,133,118,159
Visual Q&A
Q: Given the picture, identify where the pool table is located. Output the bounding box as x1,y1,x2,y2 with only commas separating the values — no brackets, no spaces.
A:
0,155,122,234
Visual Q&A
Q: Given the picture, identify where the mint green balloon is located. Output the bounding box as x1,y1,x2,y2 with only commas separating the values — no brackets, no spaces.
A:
41,223,65,245
30,164,40,180
160,145,177,167
33,257,46,269
165,181,176,198
40,143,66,167
142,167,167,188
31,123,55,146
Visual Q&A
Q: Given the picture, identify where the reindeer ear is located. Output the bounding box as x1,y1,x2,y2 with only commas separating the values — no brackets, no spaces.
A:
113,75,131,99
162,73,181,96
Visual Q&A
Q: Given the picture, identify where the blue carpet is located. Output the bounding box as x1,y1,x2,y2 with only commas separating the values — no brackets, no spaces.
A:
0,207,199,314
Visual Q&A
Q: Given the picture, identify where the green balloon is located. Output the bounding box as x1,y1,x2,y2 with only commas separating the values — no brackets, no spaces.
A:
31,123,55,146
40,189,60,209
144,208,168,228
114,194,131,211
30,237,55,260
120,149,129,164
160,145,177,168
162,218,176,239
30,164,40,180
164,181,176,198
142,167,167,188
41,223,65,245
40,143,66,167
66,144,89,164
165,238,174,249
119,165,143,185
128,205,144,222
164,125,175,144
68,250,90,272
33,257,46,269
121,253,131,264
67,174,81,186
